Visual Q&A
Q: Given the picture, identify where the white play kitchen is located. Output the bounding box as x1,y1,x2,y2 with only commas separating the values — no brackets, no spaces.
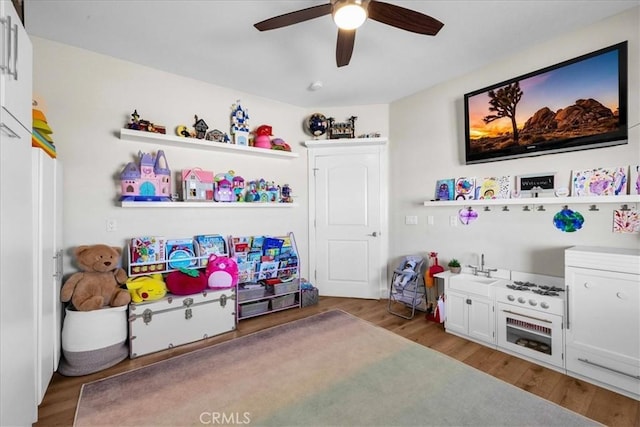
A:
436,246,640,401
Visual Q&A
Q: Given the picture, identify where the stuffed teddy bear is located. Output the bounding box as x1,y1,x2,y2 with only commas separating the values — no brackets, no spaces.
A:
61,244,131,311
126,273,168,303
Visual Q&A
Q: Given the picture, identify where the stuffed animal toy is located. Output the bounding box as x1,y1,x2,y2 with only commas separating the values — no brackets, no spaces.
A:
166,268,207,295
126,274,168,303
205,254,238,289
60,244,131,311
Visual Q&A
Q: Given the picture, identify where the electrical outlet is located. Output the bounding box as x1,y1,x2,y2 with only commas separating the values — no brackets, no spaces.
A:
106,219,117,232
449,215,458,227
427,215,434,225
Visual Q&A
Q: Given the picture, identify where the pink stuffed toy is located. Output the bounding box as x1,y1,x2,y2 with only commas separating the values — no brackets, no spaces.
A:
205,254,238,289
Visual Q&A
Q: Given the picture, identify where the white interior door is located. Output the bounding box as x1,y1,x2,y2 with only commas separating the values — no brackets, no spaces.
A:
307,140,388,299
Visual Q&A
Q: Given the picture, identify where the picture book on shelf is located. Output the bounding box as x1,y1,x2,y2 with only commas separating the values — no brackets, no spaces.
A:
232,236,251,254
262,237,284,258
166,238,197,269
278,255,298,281
237,261,256,283
194,234,227,267
257,261,279,280
129,236,166,274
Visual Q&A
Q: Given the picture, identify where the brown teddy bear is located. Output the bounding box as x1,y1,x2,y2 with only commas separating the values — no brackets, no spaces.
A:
61,244,131,311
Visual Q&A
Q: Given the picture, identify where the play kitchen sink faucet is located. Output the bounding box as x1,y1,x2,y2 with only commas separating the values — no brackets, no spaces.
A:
467,254,498,277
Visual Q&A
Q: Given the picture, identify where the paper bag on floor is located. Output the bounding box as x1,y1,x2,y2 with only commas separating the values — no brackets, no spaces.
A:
426,294,445,323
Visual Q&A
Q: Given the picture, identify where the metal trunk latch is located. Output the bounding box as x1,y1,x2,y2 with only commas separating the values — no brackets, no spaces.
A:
184,298,194,320
219,294,227,307
142,309,153,324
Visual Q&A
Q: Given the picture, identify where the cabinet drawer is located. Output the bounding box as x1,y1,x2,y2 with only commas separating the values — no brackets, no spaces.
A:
566,345,640,400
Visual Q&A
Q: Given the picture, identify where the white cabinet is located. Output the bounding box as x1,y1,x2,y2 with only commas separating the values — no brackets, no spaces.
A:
440,273,496,347
0,0,32,128
445,290,496,346
0,1,36,424
565,246,640,400
32,149,63,404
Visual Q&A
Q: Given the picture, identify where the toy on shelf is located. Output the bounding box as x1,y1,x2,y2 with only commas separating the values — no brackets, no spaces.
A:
232,174,246,201
125,274,167,303
193,115,209,139
126,110,166,134
175,125,195,138
182,168,214,201
281,184,293,203
253,124,273,149
327,116,357,139
120,150,172,202
230,100,250,145
271,138,291,151
205,128,230,143
307,113,328,139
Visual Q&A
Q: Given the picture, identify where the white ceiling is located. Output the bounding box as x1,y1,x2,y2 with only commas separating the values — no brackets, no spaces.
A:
25,0,638,108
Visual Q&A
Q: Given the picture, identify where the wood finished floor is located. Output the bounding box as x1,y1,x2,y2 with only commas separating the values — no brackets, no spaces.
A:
36,297,639,426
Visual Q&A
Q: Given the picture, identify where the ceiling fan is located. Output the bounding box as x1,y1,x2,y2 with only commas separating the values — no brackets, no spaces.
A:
254,0,444,67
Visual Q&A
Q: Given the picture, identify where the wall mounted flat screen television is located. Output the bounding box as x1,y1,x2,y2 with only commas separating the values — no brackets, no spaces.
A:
464,41,628,164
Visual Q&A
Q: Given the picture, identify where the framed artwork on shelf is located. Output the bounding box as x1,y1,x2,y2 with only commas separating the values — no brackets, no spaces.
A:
571,166,627,197
435,179,454,201
478,176,511,199
455,177,477,200
630,165,640,195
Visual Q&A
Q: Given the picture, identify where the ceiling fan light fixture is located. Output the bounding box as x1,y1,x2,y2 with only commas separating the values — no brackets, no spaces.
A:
333,1,367,30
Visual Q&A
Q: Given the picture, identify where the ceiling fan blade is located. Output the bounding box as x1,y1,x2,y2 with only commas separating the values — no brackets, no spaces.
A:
254,3,332,31
367,0,444,35
336,29,356,67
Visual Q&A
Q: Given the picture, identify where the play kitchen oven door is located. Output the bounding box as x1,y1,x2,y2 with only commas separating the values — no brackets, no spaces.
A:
497,303,564,369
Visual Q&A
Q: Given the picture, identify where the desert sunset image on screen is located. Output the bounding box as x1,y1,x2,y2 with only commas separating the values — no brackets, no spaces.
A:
466,45,624,158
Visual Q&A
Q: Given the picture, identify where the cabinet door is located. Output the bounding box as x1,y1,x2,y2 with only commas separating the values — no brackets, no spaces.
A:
445,291,467,336
566,267,639,364
32,149,60,404
468,297,495,345
0,0,32,128
1,108,37,425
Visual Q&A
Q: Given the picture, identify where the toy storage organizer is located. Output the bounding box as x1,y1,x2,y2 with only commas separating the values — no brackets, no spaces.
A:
231,233,301,320
125,232,301,322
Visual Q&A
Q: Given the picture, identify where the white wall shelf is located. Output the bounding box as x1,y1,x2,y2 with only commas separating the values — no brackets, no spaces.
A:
120,128,299,159
423,195,640,207
303,137,387,148
121,201,298,208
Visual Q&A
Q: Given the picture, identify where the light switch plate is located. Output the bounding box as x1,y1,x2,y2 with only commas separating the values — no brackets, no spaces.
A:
405,215,418,225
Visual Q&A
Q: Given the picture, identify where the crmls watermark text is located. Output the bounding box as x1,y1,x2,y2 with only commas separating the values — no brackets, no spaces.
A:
200,412,251,425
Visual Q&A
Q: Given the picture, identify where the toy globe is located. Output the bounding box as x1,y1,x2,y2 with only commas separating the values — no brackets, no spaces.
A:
307,113,327,137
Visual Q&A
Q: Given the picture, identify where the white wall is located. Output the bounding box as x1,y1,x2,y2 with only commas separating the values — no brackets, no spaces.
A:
31,37,390,278
389,7,640,277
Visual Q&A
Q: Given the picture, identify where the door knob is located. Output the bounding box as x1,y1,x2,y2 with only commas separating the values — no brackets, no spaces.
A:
367,232,378,237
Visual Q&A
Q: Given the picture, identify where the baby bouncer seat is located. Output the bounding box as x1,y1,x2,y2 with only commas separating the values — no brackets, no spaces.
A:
387,255,426,319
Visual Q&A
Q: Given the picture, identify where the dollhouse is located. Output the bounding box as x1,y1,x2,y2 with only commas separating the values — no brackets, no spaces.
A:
120,150,172,201
182,168,214,201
